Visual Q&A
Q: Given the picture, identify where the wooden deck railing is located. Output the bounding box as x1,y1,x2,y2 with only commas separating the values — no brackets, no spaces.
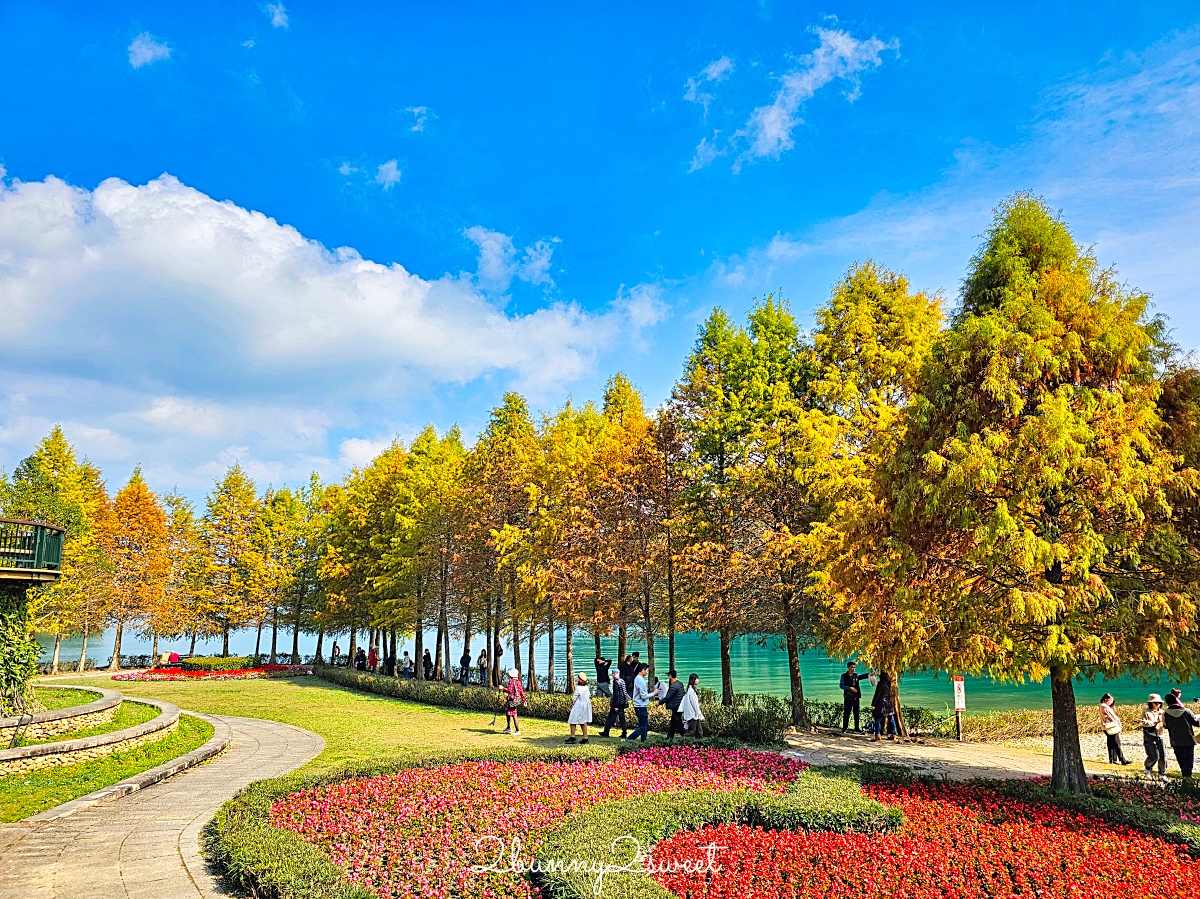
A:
0,519,65,582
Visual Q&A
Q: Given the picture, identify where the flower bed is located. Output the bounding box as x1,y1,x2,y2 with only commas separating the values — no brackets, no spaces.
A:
270,747,805,899
113,664,311,682
651,781,1200,899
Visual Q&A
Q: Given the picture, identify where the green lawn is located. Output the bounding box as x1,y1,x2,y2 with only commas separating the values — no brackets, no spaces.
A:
46,673,574,770
0,714,214,822
14,700,158,747
33,686,102,711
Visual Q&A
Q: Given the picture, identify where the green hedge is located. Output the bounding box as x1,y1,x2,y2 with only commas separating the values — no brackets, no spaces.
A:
534,767,899,899
315,665,799,743
181,655,256,672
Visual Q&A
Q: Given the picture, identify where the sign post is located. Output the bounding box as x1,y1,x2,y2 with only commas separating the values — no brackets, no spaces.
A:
953,676,966,741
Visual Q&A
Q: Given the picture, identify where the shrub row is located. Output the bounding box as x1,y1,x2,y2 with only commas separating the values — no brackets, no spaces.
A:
181,655,256,672
314,664,800,743
535,766,899,899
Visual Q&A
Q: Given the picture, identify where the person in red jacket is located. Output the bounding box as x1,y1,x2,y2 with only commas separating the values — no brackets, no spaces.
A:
501,668,526,735
368,645,379,674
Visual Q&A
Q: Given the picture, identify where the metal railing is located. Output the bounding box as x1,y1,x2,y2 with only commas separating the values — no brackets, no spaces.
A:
0,518,65,582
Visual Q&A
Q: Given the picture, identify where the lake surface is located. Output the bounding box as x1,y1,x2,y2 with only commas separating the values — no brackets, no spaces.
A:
38,626,1195,714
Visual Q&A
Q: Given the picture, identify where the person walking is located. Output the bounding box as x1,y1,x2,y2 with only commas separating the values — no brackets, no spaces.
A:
478,648,489,687
840,661,870,732
625,663,654,742
1143,693,1168,782
599,673,630,738
400,651,412,678
623,652,641,694
1164,693,1200,780
354,648,367,671
680,673,705,738
566,673,594,744
594,653,613,698
422,649,433,681
1099,693,1129,765
870,675,896,742
368,645,379,674
502,667,526,735
660,669,686,740
459,648,472,686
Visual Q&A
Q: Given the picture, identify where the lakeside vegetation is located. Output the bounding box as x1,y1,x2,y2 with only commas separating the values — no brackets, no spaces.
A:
6,194,1200,793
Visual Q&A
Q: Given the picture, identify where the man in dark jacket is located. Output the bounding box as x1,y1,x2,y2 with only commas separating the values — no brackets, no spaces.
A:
1164,693,1200,779
595,653,613,698
599,673,630,738
840,662,870,732
623,652,641,693
661,669,687,740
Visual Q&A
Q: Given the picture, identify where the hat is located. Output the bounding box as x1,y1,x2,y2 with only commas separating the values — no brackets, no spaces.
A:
1148,693,1164,704
577,673,588,684
508,668,519,678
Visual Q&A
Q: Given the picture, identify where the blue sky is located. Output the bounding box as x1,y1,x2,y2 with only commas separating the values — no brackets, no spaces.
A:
2,2,1199,500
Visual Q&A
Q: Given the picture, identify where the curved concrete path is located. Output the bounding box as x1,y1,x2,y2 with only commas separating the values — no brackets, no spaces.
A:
0,715,323,899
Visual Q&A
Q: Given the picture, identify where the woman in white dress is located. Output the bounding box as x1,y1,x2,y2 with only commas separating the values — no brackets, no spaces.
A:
566,673,593,744
680,673,705,739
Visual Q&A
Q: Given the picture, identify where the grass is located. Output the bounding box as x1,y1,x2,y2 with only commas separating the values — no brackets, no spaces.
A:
0,713,214,822
44,673,574,771
32,686,101,711
13,700,159,747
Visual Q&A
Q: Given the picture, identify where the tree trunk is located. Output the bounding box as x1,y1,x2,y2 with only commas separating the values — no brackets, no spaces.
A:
526,612,537,692
107,618,123,672
782,590,809,728
618,621,627,661
887,667,909,738
463,603,473,681
151,631,159,668
666,526,677,672
77,625,89,673
592,627,601,659
291,590,304,665
270,607,279,665
434,618,444,680
222,623,230,657
314,627,324,663
254,620,263,658
719,627,733,706
641,584,655,681
51,633,61,675
510,572,522,677
415,582,425,680
348,624,358,667
566,614,575,689
188,630,197,655
441,611,451,682
389,628,397,674
492,594,502,687
547,606,556,692
1050,664,1091,794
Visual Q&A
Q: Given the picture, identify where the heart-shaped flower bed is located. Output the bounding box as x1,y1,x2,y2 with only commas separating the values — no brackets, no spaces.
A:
270,747,806,899
650,782,1200,899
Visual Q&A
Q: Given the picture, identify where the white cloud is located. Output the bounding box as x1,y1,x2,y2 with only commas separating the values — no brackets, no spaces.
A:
139,397,228,438
338,437,393,468
337,162,358,176
243,39,256,49
405,106,429,132
266,2,289,29
684,55,734,117
374,159,402,190
463,226,560,291
689,134,726,172
128,33,171,69
736,28,897,167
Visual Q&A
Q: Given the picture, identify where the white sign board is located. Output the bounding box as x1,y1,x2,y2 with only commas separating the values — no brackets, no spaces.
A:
953,676,966,712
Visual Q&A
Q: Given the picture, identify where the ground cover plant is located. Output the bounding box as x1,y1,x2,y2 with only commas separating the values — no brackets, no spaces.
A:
0,713,213,821
114,663,311,682
180,655,257,672
269,745,807,899
10,699,157,746
650,781,1200,899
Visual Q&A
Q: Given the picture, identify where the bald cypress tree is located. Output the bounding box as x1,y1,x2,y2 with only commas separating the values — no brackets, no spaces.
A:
892,194,1200,792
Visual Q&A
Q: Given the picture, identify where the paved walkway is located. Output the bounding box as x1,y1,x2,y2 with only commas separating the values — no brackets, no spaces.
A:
784,729,1079,780
0,715,323,899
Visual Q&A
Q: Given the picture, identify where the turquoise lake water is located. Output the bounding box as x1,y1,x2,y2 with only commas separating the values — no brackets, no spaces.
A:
38,627,1195,714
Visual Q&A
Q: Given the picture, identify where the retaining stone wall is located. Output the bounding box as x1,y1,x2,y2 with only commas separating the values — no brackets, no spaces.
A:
0,686,119,743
